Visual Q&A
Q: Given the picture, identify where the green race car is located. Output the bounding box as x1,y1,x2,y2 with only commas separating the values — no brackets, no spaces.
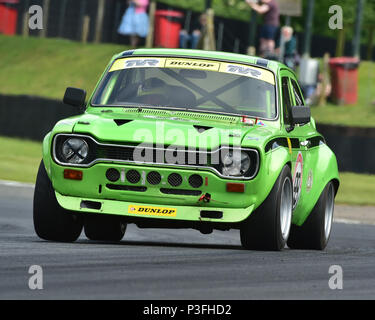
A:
33,49,339,251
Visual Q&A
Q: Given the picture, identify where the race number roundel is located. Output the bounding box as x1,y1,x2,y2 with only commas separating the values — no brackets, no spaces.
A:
292,152,303,210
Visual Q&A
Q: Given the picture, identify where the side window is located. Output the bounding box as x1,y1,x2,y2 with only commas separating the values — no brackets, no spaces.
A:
291,79,304,106
281,77,292,127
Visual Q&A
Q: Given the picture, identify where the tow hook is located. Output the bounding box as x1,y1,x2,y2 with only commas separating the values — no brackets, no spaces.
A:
198,193,211,203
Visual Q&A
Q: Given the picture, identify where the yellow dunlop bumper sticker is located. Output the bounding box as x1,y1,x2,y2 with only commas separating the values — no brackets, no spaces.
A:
128,205,177,217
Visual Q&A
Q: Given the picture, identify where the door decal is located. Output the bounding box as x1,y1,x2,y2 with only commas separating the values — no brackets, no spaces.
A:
306,169,313,193
293,152,303,210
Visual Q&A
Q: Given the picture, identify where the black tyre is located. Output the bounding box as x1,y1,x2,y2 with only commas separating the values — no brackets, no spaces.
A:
33,161,83,242
240,165,293,251
287,181,335,250
84,214,126,242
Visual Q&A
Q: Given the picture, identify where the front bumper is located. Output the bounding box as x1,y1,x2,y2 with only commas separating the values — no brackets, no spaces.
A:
55,191,255,224
51,161,261,208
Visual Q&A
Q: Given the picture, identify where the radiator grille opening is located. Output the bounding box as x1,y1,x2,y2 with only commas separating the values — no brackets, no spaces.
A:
106,168,120,182
126,170,141,184
80,200,102,210
160,188,201,196
168,173,182,187
106,184,147,192
147,171,162,185
200,211,223,219
189,174,203,188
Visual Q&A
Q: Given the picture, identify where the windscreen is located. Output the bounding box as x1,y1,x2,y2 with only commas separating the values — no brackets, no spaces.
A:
92,57,277,119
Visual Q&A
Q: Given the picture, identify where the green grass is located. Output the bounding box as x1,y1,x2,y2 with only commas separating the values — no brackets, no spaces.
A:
311,61,375,127
0,136,42,183
1,136,375,206
0,35,127,100
336,172,375,206
1,35,375,126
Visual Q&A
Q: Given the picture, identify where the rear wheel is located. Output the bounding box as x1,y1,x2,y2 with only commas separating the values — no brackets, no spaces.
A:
33,161,83,242
287,182,335,250
84,215,126,242
240,165,293,251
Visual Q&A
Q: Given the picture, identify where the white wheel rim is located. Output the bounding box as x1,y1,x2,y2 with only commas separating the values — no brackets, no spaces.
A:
280,177,293,241
324,184,335,240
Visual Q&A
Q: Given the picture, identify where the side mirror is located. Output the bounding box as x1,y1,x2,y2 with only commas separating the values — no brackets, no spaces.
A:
291,106,311,125
63,87,86,108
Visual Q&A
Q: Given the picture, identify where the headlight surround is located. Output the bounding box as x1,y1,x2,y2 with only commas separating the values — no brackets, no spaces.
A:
221,150,251,177
61,138,89,164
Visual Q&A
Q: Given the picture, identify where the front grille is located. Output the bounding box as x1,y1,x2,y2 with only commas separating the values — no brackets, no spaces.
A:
53,134,260,180
168,173,182,187
97,145,134,161
160,188,201,196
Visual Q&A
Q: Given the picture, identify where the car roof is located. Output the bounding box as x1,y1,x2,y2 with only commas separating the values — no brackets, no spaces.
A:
113,48,287,74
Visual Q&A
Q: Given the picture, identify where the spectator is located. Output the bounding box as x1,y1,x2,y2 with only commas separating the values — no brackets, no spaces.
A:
304,73,332,106
179,14,207,49
118,0,149,48
276,26,299,69
245,0,280,57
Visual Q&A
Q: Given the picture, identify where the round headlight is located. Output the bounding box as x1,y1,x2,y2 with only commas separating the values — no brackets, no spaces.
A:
61,138,89,164
222,150,251,177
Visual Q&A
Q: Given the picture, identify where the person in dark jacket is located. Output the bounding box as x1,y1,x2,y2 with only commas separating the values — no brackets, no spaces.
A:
246,0,280,57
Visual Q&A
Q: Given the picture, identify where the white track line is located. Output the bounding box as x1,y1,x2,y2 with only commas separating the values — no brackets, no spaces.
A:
334,218,375,226
0,180,35,188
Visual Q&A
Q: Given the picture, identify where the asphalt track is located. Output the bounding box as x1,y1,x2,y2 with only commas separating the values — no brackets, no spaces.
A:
0,182,374,300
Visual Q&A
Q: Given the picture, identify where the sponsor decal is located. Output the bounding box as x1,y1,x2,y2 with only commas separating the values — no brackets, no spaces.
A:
109,58,275,84
165,59,220,71
110,58,163,72
226,65,262,78
292,152,303,209
221,63,275,84
306,169,313,193
124,59,160,68
128,205,177,217
241,116,255,125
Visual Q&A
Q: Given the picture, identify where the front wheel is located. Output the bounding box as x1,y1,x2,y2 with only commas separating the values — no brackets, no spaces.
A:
84,215,127,242
33,161,83,242
287,181,336,250
240,165,293,251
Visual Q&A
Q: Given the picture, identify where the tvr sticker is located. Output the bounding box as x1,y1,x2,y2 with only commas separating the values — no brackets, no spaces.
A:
109,58,163,72
226,65,262,78
124,59,160,68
